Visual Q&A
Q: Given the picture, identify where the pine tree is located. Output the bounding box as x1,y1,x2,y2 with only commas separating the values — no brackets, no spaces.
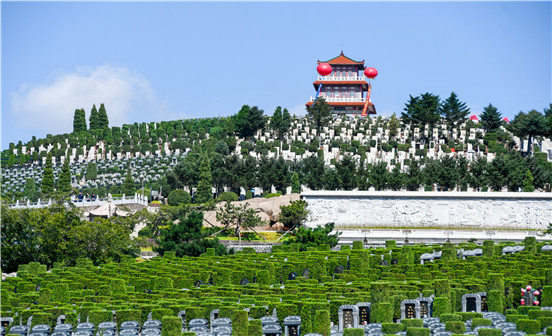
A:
291,172,301,194
89,104,100,131
271,106,283,137
58,158,72,193
307,97,332,144
194,155,213,203
388,113,400,137
123,165,136,195
523,169,535,192
41,152,54,195
480,103,502,132
98,103,109,129
440,92,470,129
73,108,87,133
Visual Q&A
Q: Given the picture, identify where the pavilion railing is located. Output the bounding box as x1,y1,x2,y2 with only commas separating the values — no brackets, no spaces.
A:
7,193,149,209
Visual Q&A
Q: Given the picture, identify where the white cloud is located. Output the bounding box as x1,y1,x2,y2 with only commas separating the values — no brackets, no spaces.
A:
10,66,159,135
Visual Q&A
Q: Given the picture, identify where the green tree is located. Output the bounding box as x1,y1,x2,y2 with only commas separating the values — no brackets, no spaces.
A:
24,178,40,202
41,152,54,195
388,165,406,191
468,156,488,191
480,104,502,133
271,106,292,141
167,189,192,206
235,105,266,139
508,109,547,155
98,103,109,129
283,222,340,251
336,154,357,190
402,93,441,128
58,158,72,193
194,155,213,204
405,160,422,191
279,199,309,230
523,169,535,192
388,113,400,138
440,92,470,129
89,104,100,131
307,97,332,143
72,108,87,133
301,154,325,190
371,162,389,191
291,172,301,194
216,201,264,243
166,154,200,195
85,162,97,181
123,165,136,195
436,156,460,191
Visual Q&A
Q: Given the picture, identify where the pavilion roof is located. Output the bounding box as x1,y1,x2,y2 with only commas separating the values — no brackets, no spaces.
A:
319,51,365,67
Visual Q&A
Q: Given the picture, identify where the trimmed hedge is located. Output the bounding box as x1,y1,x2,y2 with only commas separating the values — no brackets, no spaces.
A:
161,316,182,336
440,314,462,322
517,319,540,334
248,319,263,336
382,323,405,334
373,302,393,323
487,290,503,313
478,329,501,336
406,327,430,336
471,318,492,329
433,297,450,317
402,319,423,328
445,321,466,334
343,328,365,336
232,310,248,336
314,310,331,336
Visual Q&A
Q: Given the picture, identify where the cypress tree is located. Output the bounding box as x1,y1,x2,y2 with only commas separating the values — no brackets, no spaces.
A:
58,158,72,193
194,154,213,203
89,104,100,131
123,165,136,196
73,108,87,133
41,152,54,195
98,103,109,129
480,103,502,132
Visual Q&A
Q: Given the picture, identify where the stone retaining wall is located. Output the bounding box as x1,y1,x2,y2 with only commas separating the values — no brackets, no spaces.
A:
301,191,552,230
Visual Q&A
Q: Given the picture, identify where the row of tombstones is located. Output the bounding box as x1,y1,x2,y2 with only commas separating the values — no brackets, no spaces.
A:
0,293,497,336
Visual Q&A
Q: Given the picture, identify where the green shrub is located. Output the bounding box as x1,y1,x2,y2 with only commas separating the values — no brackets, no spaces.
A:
527,309,552,320
402,319,423,328
523,236,537,254
248,319,263,336
516,319,540,334
440,314,462,322
433,297,450,317
314,310,331,336
471,318,492,329
539,317,552,329
352,241,363,250
52,283,69,303
546,326,552,336
161,316,182,336
343,328,365,336
168,189,191,206
373,302,393,323
482,240,495,257
542,286,552,306
154,277,174,290
182,333,197,336
487,290,503,313
445,321,466,334
217,191,238,202
406,327,430,336
152,308,173,320
89,310,112,326
232,310,249,336
265,193,281,199
478,329,501,336
184,307,206,321
382,323,405,334
31,312,53,327
458,312,482,321
385,240,397,248
505,315,525,324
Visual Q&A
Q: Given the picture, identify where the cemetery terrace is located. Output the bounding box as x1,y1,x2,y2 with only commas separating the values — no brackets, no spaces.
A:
2,239,552,336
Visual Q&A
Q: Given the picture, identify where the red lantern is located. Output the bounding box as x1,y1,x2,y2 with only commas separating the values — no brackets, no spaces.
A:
364,67,378,79
317,63,332,76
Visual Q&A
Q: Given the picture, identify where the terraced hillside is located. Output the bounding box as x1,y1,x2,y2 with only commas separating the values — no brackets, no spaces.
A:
3,112,552,203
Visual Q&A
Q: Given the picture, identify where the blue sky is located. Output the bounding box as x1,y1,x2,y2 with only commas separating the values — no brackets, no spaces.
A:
2,1,551,149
